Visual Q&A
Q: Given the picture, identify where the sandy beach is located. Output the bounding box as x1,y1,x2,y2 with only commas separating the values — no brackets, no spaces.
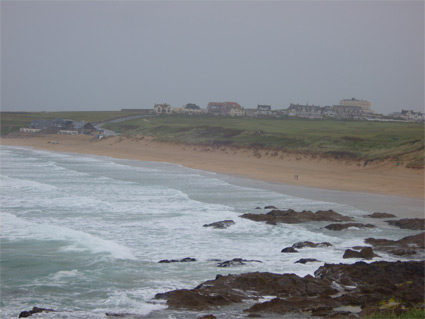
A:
2,134,424,202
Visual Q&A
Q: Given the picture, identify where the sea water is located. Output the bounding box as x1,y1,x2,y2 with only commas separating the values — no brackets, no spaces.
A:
0,146,422,318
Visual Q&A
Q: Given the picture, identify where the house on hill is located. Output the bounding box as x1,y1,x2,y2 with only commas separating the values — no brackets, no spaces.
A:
287,104,322,119
207,102,243,116
400,110,424,122
256,105,273,116
174,103,204,115
23,118,98,134
333,105,364,120
154,103,172,115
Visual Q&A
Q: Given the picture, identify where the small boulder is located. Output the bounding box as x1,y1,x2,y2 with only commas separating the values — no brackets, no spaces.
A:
159,257,196,263
217,258,262,267
295,258,320,264
281,247,298,253
343,247,375,260
265,205,278,209
19,307,55,318
203,220,235,229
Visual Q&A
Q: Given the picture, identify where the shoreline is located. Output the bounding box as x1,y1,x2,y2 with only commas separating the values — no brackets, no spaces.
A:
1,134,424,202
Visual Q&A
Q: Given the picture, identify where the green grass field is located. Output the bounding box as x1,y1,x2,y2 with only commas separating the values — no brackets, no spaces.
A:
0,111,142,136
105,115,424,168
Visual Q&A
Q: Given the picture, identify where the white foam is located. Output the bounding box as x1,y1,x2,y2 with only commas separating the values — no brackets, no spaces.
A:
1,212,137,260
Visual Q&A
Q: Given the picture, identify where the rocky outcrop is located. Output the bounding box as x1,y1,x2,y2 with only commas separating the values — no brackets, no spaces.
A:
365,212,396,218
159,257,197,263
19,307,55,318
386,218,425,230
156,261,424,317
155,271,336,310
365,232,424,256
281,241,332,253
217,258,262,267
203,220,235,229
240,209,352,225
324,223,376,231
343,247,376,260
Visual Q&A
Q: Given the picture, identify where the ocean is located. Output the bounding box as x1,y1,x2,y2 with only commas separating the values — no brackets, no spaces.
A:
0,146,423,318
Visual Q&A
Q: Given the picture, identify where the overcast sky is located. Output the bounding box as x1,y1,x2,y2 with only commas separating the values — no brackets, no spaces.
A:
1,0,424,114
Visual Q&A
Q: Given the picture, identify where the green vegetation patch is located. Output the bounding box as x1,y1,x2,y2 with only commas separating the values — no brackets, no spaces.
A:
105,116,425,167
365,307,424,319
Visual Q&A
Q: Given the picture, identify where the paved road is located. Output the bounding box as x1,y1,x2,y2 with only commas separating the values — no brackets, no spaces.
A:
95,114,156,137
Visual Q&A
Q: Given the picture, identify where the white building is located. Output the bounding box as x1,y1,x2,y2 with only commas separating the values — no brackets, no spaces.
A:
154,103,172,115
229,107,245,117
20,128,42,133
340,98,372,113
400,110,425,122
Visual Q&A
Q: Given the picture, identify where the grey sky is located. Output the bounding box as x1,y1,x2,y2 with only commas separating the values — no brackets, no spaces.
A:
1,0,424,114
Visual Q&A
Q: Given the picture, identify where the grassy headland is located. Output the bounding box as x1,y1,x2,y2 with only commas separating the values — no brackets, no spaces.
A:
105,116,424,168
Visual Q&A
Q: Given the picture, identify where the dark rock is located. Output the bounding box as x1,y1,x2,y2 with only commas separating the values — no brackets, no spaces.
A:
388,248,417,256
365,212,396,218
343,247,375,260
292,241,333,249
156,271,336,310
240,209,352,224
359,247,375,259
387,218,425,230
19,307,55,318
159,257,196,263
217,258,262,267
198,315,216,319
255,207,261,209
295,258,320,264
245,296,339,315
314,261,424,304
264,206,278,209
324,223,376,231
310,306,333,316
281,247,298,253
203,220,235,229
156,261,424,315
365,232,425,256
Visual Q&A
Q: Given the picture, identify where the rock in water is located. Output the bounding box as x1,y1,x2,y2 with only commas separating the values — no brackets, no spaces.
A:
240,209,352,224
343,247,375,260
387,218,425,230
159,257,197,263
203,220,235,229
19,307,55,318
217,258,262,267
324,223,376,231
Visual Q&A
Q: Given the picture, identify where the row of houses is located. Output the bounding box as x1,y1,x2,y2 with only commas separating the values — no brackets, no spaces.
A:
399,110,425,122
20,118,98,134
149,98,371,120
